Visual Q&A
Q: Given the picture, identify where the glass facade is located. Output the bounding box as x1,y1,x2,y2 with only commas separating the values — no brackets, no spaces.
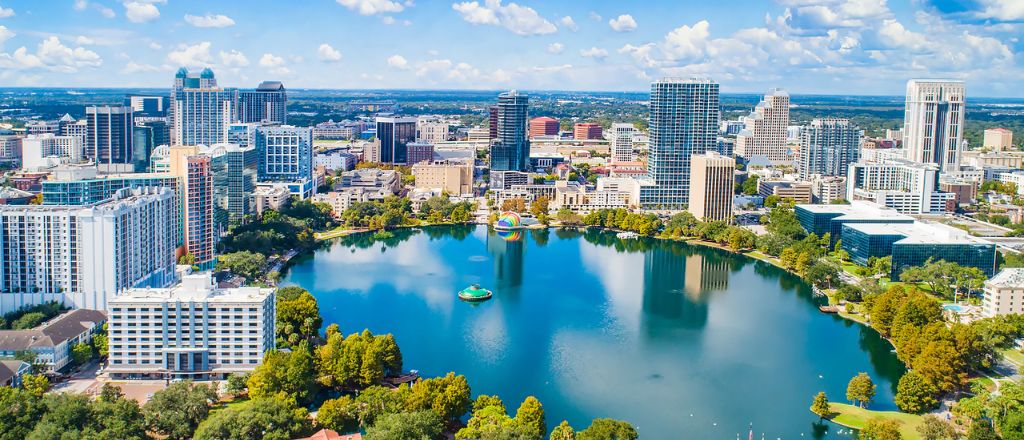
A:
490,91,530,172
892,243,996,281
841,225,905,265
86,106,135,165
238,81,287,124
375,117,417,164
255,126,313,183
210,145,257,225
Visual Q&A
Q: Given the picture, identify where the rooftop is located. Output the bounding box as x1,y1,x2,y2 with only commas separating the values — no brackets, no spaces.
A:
0,309,106,350
844,221,993,246
796,201,914,222
112,273,274,304
986,268,1024,288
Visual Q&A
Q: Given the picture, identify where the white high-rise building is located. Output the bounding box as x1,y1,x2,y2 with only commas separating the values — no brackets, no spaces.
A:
735,88,790,163
417,117,449,144
611,123,637,163
21,134,83,171
797,118,863,179
903,80,965,172
847,157,954,214
106,273,276,380
0,187,178,314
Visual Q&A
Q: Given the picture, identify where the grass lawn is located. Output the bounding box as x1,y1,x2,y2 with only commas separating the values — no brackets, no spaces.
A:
210,396,251,415
970,376,997,393
825,402,924,440
1001,348,1024,367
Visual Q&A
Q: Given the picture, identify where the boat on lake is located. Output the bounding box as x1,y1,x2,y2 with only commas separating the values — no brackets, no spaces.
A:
458,284,493,302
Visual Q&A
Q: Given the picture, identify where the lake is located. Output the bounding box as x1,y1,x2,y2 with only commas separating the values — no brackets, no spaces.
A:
283,225,905,438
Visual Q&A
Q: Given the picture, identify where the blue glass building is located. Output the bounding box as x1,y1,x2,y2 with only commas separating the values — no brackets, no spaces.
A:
255,125,314,198
489,91,530,172
795,201,914,246
841,222,997,280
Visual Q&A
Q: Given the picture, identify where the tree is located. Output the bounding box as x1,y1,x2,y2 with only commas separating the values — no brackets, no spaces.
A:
551,420,576,440
860,417,902,440
143,381,218,439
917,415,956,440
967,421,999,440
556,208,582,226
21,373,49,397
276,288,322,347
576,419,638,440
193,397,311,440
98,383,124,403
93,324,109,357
514,396,546,440
0,387,45,440
215,251,268,280
247,345,318,405
805,259,840,289
406,372,471,423
811,391,831,419
531,196,551,218
71,342,92,366
226,373,249,397
364,411,444,440
846,373,877,408
895,371,939,414
999,411,1024,440
317,396,360,433
12,312,45,329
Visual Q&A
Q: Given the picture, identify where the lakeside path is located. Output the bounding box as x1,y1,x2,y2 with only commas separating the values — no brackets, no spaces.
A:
824,403,925,440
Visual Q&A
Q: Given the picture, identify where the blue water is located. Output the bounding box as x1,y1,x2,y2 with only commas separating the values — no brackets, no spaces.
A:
283,226,905,438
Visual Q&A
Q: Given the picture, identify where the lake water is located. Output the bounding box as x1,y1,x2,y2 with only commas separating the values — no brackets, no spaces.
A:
283,225,905,439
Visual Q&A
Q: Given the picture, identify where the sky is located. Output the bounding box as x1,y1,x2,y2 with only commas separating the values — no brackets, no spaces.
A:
0,0,1021,96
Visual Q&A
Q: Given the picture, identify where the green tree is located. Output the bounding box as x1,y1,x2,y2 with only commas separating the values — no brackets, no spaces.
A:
276,288,322,348
967,421,999,440
550,420,576,440
999,411,1024,440
317,396,360,433
92,324,109,357
406,372,471,423
226,373,249,397
0,387,45,440
531,195,551,218
21,373,49,397
215,251,268,280
12,312,45,329
917,414,956,440
354,385,410,426
193,396,311,440
514,396,546,440
895,371,939,414
576,419,638,440
142,381,217,440
364,411,444,440
71,342,92,366
845,373,877,408
247,344,318,405
98,383,124,403
860,417,902,440
811,391,831,419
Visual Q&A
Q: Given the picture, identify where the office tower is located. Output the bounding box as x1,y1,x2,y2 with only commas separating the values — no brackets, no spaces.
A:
529,117,559,137
239,81,287,124
406,142,434,165
983,128,1013,151
735,88,790,163
85,106,135,171
688,152,735,222
0,187,178,313
417,117,449,144
125,95,168,117
488,105,499,140
26,120,60,135
228,123,259,148
375,116,417,164
132,126,154,172
185,155,216,270
903,80,965,172
797,118,862,179
21,134,83,171
640,78,720,209
490,90,530,172
171,68,218,145
107,272,275,380
0,136,21,165
174,87,236,147
573,123,603,140
847,157,954,214
611,123,637,162
61,119,87,142
255,125,314,198
209,144,257,225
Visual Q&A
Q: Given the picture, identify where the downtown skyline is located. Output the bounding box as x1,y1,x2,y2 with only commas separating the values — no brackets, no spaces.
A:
0,0,1019,96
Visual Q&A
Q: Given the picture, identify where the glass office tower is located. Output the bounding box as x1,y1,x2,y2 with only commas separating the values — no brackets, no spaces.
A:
489,90,530,172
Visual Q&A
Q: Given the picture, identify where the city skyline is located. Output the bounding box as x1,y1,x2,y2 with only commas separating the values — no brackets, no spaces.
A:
0,0,1020,97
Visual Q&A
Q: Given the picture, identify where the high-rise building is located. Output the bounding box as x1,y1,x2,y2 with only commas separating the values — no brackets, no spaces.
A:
228,122,259,148
185,155,216,270
847,157,954,214
174,88,236,147
238,81,287,124
611,123,637,163
488,105,499,140
0,136,21,165
125,95,168,117
416,117,449,144
85,106,135,171
21,134,83,171
107,272,275,380
797,118,862,179
688,151,735,221
640,78,720,209
208,144,257,225
0,187,178,314
573,123,603,140
529,117,559,138
171,68,219,146
255,126,314,198
903,80,965,172
412,159,474,195
735,88,790,163
406,142,434,165
983,128,1013,151
375,116,417,164
61,119,87,142
490,90,530,172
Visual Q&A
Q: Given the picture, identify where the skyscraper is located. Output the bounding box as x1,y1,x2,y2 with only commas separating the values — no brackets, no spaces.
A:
688,151,735,222
239,81,287,124
640,78,720,209
375,116,417,164
124,95,168,117
797,118,863,179
255,125,314,198
209,144,257,225
490,90,530,172
184,155,216,270
174,87,236,147
611,123,637,163
85,105,135,170
735,88,790,163
903,79,965,172
171,68,218,145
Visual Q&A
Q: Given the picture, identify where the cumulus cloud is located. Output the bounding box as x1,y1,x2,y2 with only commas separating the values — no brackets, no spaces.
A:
452,0,557,36
219,49,249,67
547,42,564,54
0,4,13,18
184,13,235,28
259,53,291,76
0,25,13,47
121,60,158,73
166,41,212,66
560,16,578,31
336,0,406,16
387,54,409,69
74,36,95,45
124,1,161,23
579,46,608,59
608,14,637,32
318,43,343,62
0,36,102,73
976,0,1024,21
663,20,711,61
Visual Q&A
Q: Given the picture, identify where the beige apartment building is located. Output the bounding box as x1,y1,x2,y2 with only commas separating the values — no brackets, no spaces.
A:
984,128,1013,151
982,268,1024,318
688,151,735,222
412,159,474,195
735,88,790,163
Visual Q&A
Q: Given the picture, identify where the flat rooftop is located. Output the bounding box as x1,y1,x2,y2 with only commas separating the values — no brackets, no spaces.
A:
112,273,273,304
986,268,1024,288
844,221,993,246
796,201,914,221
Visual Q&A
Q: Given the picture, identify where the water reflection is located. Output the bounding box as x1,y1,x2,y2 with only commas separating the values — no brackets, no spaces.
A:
487,229,525,290
642,245,710,332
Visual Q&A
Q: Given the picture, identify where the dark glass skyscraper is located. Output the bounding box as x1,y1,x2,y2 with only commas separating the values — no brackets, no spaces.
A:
490,90,529,172
375,116,417,164
239,81,287,124
640,78,720,210
85,105,135,166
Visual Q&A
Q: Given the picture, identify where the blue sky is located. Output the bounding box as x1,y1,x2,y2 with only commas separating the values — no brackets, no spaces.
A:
0,0,1021,96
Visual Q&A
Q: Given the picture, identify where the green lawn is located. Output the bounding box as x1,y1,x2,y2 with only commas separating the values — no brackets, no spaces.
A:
1001,348,1024,367
824,402,924,440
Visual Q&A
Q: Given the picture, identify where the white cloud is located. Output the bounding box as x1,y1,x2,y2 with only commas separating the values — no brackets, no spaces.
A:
74,0,88,11
219,49,249,67
588,11,601,21
74,36,95,45
317,43,343,62
452,0,557,36
98,6,115,18
663,20,710,61
184,13,235,28
608,14,637,32
0,4,14,18
547,42,564,54
121,60,158,73
148,42,161,50
560,16,578,31
387,54,409,69
0,36,102,73
381,16,396,25
619,43,659,68
579,46,608,59
976,0,1024,21
124,1,161,23
259,53,285,68
166,41,212,66
0,25,13,47
336,0,406,16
